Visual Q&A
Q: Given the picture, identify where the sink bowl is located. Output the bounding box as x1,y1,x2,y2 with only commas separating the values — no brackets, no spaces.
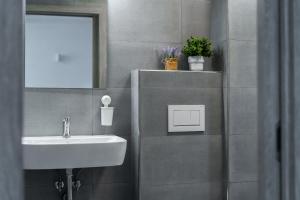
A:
22,135,127,169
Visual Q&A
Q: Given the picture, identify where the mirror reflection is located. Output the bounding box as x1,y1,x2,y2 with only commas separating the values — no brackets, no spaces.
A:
25,14,94,88
25,4,107,88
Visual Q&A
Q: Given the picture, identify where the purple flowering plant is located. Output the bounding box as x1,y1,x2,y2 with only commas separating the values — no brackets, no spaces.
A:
160,46,181,64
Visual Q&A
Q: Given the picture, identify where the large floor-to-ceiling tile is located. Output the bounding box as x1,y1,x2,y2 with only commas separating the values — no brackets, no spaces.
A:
228,0,257,41
228,134,258,182
108,0,181,43
181,0,211,41
229,40,257,88
24,89,93,136
229,88,257,135
140,182,223,200
107,41,181,88
210,0,227,43
93,182,133,200
138,71,222,89
140,135,223,185
229,181,258,200
140,87,223,136
26,0,73,5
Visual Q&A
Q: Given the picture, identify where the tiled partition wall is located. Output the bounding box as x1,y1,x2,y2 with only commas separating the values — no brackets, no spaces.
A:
131,70,224,200
211,0,258,199
24,0,212,199
0,0,24,200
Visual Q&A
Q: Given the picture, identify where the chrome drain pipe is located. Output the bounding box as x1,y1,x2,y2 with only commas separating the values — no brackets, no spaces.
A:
66,169,73,200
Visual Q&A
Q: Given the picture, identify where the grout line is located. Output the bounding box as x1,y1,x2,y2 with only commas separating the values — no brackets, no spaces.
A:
226,86,258,89
139,86,223,89
109,40,183,46
228,38,257,42
229,180,258,184
141,181,223,188
91,89,95,136
180,0,183,44
109,40,182,45
229,133,258,136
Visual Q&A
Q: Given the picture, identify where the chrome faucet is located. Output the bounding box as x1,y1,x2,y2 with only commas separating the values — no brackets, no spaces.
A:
63,117,70,138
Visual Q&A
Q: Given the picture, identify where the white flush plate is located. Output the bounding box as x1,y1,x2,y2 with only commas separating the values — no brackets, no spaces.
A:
168,105,205,132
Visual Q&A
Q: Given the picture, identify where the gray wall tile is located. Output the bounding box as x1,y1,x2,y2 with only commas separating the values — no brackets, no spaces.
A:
139,87,223,136
210,1,258,200
65,90,94,135
229,181,258,200
25,170,66,187
229,88,257,134
107,41,159,88
105,89,131,135
133,71,224,200
108,0,181,43
139,70,222,88
73,185,94,200
24,89,93,136
92,88,131,136
27,181,94,200
108,42,170,70
92,164,131,185
73,168,94,185
229,40,257,87
93,183,133,200
107,42,181,88
182,0,211,41
27,0,106,5
92,136,132,184
228,0,257,41
25,186,61,200
140,135,223,185
140,182,223,200
0,31,23,197
131,71,140,136
73,0,106,4
211,40,228,82
91,89,108,135
5,1,30,199
24,90,67,136
229,134,258,182
26,0,73,5
210,0,228,43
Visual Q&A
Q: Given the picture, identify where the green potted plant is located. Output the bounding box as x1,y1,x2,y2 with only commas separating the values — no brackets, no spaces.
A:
182,36,213,71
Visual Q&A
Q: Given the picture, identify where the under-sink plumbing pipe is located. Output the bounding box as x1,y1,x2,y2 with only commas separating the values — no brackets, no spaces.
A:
55,168,82,200
66,169,73,200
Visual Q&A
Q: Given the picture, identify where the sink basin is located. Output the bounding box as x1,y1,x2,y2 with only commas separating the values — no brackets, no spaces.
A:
22,135,127,169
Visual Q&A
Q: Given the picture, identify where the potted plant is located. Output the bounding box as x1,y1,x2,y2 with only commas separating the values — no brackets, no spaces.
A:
182,36,213,71
160,47,181,70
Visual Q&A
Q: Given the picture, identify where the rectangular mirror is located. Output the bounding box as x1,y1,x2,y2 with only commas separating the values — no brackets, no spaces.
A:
25,4,107,88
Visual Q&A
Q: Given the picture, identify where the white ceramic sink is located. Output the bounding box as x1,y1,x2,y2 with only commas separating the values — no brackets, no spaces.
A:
22,135,127,169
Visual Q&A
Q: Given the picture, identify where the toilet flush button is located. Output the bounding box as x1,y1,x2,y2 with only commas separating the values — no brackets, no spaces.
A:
168,105,205,132
173,110,200,126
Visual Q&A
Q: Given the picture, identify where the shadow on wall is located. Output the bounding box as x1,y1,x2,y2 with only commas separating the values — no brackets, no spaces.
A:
212,46,225,71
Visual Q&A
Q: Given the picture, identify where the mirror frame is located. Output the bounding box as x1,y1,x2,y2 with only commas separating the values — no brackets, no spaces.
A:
26,3,107,88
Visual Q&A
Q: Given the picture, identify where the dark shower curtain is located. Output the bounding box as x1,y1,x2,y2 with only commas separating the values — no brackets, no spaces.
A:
258,0,300,200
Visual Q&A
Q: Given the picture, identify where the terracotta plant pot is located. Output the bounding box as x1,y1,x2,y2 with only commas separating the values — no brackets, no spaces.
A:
164,58,178,70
